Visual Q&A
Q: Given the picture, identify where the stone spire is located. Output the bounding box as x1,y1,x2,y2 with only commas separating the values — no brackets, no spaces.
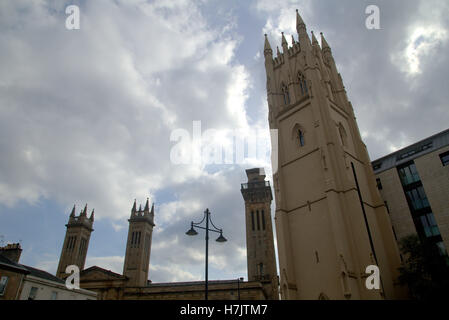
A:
320,32,331,52
89,209,94,221
144,198,150,216
264,34,272,56
81,204,87,216
131,199,137,217
70,205,76,218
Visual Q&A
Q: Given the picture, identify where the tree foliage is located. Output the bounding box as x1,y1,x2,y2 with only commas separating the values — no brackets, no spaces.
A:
398,234,449,300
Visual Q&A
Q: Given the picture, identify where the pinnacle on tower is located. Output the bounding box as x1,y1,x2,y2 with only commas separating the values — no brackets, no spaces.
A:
276,46,281,57
70,205,76,217
264,34,272,56
296,9,306,33
291,34,295,44
131,199,137,217
311,31,319,46
320,32,331,52
138,204,142,215
151,203,154,215
81,204,87,216
90,209,94,221
144,198,150,215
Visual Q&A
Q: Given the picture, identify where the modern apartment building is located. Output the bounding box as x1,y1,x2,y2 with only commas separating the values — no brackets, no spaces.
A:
372,129,449,259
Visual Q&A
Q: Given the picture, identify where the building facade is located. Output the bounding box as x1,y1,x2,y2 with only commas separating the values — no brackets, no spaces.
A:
241,168,279,300
372,128,449,259
75,198,272,299
0,243,96,300
264,10,405,299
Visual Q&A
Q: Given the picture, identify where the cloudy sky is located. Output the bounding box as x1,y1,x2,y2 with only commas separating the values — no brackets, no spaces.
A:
1,0,448,283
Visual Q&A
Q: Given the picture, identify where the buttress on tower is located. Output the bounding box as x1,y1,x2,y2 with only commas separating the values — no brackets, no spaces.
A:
241,168,279,300
57,204,94,279
264,10,405,299
123,198,155,287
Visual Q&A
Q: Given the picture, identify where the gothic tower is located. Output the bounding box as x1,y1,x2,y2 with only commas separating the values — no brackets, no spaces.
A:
57,204,94,279
264,10,405,299
123,198,155,287
241,168,279,300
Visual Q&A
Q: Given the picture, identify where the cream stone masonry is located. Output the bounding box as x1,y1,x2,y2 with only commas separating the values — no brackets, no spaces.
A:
265,10,405,300
241,168,279,300
123,198,155,287
56,204,94,279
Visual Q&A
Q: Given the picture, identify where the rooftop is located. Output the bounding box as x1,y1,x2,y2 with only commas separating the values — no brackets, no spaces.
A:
372,128,449,174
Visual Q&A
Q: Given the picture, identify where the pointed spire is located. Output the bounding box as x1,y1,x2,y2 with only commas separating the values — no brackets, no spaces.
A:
296,9,306,33
311,31,319,46
151,203,154,215
131,199,136,217
264,34,272,52
144,198,150,215
276,46,281,57
320,32,331,51
81,204,87,216
138,204,142,215
281,32,288,46
89,209,94,221
70,204,75,217
291,34,295,45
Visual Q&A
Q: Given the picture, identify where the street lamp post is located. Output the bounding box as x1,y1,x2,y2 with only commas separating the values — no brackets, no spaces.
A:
237,277,244,300
186,208,227,300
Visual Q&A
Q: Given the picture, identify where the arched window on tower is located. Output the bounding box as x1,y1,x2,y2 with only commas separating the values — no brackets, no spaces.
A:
292,123,306,147
298,72,308,96
281,83,290,105
338,123,348,147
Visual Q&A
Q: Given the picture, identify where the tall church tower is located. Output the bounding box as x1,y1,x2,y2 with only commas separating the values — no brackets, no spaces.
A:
241,168,279,300
123,198,155,287
57,204,94,279
264,10,405,299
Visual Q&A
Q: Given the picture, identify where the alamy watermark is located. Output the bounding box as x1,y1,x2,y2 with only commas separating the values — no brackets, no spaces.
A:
169,121,279,173
65,5,80,30
365,265,380,290
65,265,80,290
365,5,380,30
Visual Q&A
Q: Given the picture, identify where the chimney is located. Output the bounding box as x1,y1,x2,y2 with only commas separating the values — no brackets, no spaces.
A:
0,243,22,263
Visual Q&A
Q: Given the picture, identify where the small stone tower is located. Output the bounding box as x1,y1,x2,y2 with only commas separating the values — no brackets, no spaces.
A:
241,168,279,300
56,204,94,279
123,198,155,287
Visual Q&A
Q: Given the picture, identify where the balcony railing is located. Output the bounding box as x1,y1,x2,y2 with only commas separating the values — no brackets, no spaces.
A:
241,181,270,190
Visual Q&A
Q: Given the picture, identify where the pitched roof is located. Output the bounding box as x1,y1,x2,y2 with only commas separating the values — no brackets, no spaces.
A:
0,253,29,273
81,265,127,279
22,265,65,284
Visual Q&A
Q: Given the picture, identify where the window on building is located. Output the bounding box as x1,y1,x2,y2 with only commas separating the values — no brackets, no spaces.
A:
251,211,255,231
298,72,308,96
419,213,440,238
436,241,448,256
256,210,260,230
376,178,382,190
406,185,430,211
281,83,290,105
261,210,266,230
338,123,347,147
440,151,449,166
0,276,8,296
398,162,420,186
50,291,58,300
298,130,305,147
259,263,264,276
28,287,38,300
